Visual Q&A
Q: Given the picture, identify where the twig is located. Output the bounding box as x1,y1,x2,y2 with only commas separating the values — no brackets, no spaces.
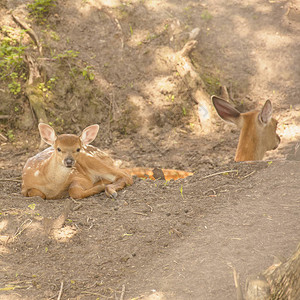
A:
242,170,256,179
81,291,109,296
200,170,238,180
11,13,43,55
73,203,83,211
120,284,125,300
203,188,216,196
171,227,183,237
13,219,32,239
0,178,22,183
0,133,8,142
146,204,153,212
133,212,148,217
57,281,64,300
232,267,243,300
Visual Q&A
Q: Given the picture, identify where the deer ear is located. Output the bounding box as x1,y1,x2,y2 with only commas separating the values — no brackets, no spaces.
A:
38,123,57,145
80,124,99,145
212,95,241,126
258,100,272,125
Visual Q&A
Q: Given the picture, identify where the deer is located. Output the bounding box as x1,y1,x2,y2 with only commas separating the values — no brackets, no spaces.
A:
22,123,193,200
211,95,280,161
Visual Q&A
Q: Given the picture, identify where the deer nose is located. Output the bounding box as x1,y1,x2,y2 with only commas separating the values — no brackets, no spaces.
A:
64,157,75,168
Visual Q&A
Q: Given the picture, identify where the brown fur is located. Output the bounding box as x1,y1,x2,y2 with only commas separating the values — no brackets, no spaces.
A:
22,124,192,200
212,96,280,161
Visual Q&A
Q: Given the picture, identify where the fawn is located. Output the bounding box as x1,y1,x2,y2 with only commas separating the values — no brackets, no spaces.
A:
22,123,193,200
212,95,280,161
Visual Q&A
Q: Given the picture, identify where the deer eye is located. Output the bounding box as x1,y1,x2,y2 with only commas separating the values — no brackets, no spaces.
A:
57,147,61,152
76,148,80,152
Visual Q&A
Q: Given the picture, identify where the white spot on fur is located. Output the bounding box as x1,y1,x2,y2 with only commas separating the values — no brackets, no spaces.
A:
34,170,40,177
102,174,116,182
86,152,94,158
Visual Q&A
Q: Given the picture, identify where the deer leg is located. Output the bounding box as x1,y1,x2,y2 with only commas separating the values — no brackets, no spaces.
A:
68,179,106,199
105,176,133,198
27,188,46,199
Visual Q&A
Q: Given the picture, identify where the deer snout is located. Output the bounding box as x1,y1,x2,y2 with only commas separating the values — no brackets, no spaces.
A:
64,157,75,168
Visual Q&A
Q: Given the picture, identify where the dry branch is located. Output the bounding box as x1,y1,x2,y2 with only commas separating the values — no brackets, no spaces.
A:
0,178,22,182
175,40,202,89
174,40,215,131
11,13,43,56
119,284,126,300
0,133,8,142
200,170,238,180
57,281,64,300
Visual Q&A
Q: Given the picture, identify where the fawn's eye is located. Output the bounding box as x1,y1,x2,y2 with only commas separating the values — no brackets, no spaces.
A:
76,148,80,152
57,147,61,152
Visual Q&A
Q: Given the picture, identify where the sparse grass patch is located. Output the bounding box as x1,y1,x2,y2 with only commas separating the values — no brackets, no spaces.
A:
201,10,213,21
27,0,57,24
201,73,221,95
0,26,27,94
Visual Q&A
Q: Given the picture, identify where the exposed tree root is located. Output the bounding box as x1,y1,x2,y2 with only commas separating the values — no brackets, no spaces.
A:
237,243,300,300
174,39,215,132
12,12,48,127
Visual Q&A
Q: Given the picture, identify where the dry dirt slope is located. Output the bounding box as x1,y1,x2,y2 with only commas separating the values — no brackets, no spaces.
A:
0,160,299,300
1,0,300,299
123,161,300,300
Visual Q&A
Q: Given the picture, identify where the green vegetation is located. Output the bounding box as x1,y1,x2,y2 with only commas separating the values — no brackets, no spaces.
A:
38,76,58,97
0,26,27,94
52,50,95,81
53,49,79,62
6,129,15,141
201,10,213,21
180,185,184,199
82,66,95,81
201,73,221,95
27,0,57,24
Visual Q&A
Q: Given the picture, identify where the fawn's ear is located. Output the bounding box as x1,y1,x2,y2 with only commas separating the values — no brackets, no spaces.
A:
212,95,242,126
38,123,57,145
80,124,99,145
258,100,273,125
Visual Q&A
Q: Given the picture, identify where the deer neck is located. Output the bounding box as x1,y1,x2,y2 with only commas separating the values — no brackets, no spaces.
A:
44,153,73,183
235,113,265,161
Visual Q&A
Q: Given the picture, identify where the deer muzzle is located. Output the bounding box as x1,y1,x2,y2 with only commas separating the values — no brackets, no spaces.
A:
64,157,75,168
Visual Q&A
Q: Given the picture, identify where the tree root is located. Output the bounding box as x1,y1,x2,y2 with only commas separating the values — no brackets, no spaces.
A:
12,12,48,126
174,39,215,132
237,243,300,300
11,13,43,56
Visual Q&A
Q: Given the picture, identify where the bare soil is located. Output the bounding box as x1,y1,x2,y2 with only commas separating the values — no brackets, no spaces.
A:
1,0,300,299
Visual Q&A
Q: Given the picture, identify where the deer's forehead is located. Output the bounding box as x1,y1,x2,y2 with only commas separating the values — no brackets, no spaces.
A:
241,110,259,118
241,110,259,123
54,134,81,149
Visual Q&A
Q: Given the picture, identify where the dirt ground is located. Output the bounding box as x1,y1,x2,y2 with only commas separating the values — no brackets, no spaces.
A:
1,0,300,299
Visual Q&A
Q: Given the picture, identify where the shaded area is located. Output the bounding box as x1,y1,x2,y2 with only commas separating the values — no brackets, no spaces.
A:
0,161,299,299
1,0,300,299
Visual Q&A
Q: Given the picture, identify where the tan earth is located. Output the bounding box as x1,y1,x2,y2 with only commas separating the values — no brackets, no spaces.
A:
0,0,300,299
